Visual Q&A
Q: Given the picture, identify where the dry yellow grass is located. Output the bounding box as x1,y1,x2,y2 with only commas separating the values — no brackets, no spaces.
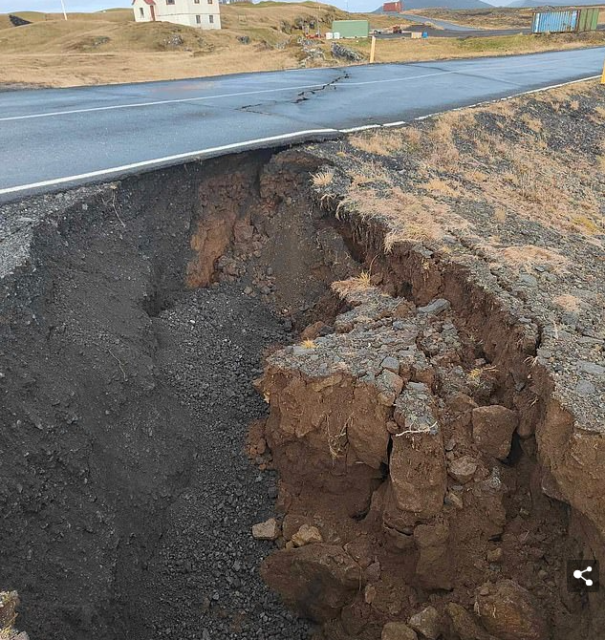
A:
0,4,325,86
335,79,604,266
331,271,374,298
408,7,535,30
553,294,582,313
344,31,605,67
350,130,406,156
312,170,335,188
520,113,543,133
339,181,471,251
498,245,569,274
1,5,603,87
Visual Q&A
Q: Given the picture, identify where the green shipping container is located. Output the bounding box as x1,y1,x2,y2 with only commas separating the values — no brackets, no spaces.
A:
332,19,370,38
577,7,599,32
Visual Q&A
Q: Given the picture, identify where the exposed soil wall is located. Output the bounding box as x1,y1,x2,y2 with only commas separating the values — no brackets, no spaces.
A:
254,181,605,639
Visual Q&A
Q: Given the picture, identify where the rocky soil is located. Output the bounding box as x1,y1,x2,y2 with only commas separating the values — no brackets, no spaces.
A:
257,281,574,640
249,80,604,640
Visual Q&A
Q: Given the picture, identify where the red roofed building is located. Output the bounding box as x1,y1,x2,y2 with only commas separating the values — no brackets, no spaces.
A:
132,0,221,30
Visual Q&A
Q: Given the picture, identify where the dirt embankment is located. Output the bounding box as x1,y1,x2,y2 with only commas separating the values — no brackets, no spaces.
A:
253,83,605,640
1,81,604,640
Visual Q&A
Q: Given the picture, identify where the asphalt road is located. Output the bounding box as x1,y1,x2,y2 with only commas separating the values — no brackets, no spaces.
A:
376,26,531,39
400,12,481,31
1,46,604,203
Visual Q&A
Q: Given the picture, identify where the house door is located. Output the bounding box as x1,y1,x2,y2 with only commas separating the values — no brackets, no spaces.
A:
150,5,156,20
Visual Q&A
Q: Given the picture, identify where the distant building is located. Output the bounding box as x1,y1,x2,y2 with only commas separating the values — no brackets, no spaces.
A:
382,1,402,13
218,0,249,4
132,0,221,30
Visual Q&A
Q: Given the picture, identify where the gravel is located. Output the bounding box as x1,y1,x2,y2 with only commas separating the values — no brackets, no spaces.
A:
128,284,313,640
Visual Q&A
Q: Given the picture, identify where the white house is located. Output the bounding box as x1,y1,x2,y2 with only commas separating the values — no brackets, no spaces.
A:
132,0,221,30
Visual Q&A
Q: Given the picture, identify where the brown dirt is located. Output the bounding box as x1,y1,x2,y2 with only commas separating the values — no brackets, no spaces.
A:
250,81,605,640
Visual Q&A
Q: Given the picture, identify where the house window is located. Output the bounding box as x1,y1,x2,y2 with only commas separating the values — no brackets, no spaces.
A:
139,7,144,16
208,0,213,4
209,14,214,22
196,14,201,23
194,0,200,3
166,0,175,4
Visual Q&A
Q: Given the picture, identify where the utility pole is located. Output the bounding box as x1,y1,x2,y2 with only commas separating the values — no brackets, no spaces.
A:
317,2,320,37
60,0,68,20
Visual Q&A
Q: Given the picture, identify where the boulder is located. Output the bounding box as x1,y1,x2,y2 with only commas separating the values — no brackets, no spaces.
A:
261,544,364,622
382,622,419,640
446,602,491,640
388,384,446,521
389,428,446,520
475,580,547,640
409,606,441,640
417,298,451,316
472,406,519,460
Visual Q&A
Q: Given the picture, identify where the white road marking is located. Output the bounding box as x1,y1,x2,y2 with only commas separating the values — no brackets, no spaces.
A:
0,53,591,123
340,124,383,133
0,129,338,196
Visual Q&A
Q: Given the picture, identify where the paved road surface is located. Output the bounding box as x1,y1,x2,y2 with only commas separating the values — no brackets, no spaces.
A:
1,47,603,203
400,12,481,31
377,25,531,39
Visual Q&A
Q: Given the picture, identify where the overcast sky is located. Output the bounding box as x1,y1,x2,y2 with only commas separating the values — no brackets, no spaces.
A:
2,0,502,14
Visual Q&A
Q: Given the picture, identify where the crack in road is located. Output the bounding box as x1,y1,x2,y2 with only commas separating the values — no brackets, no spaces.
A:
235,70,350,115
294,70,350,103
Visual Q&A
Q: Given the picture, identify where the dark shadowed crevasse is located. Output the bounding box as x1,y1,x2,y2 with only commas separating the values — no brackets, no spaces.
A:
0,150,356,640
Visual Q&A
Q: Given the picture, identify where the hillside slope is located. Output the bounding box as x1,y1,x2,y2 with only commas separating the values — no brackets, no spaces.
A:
1,3,603,87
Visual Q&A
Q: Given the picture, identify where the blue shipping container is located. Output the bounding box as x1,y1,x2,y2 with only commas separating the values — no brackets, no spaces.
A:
532,10,578,34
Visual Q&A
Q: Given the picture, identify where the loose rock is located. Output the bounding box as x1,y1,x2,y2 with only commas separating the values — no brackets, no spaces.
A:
475,580,547,640
448,455,478,484
252,518,280,541
382,621,419,640
472,405,519,460
409,606,441,640
292,524,323,547
260,544,364,622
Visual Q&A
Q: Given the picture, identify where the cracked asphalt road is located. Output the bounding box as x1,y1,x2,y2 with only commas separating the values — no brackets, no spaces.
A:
0,46,603,203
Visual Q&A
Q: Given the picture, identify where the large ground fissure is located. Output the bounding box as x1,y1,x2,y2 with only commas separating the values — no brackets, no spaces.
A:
0,146,602,640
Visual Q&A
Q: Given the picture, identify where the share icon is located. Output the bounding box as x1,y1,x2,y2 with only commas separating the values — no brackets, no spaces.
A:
567,560,600,593
573,566,594,587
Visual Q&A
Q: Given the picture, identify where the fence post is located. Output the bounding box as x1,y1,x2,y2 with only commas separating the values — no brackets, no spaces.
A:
370,35,376,64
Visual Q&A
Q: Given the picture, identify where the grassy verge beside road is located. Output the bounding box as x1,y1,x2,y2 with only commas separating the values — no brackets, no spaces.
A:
348,31,605,64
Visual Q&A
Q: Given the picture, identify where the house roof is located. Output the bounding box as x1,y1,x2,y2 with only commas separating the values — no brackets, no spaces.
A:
132,0,156,5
